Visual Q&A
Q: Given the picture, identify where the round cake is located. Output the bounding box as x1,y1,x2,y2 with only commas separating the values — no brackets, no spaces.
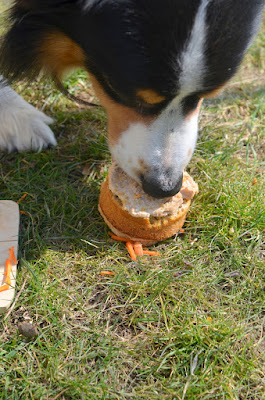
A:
98,164,198,245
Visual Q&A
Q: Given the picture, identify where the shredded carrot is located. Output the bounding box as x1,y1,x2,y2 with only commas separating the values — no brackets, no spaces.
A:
0,284,9,292
19,210,27,215
9,246,18,265
4,259,12,286
100,271,115,276
142,250,160,256
108,231,161,261
108,232,133,243
133,242,144,256
17,193,28,204
126,242,137,261
0,247,18,292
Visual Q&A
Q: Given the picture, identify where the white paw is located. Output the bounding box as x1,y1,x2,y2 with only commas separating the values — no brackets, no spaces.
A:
0,83,56,152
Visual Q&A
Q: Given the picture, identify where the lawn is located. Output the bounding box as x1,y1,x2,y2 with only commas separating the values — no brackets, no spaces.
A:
0,4,264,400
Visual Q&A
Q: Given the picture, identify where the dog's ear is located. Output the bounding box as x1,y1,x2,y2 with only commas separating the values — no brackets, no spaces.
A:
0,2,86,83
33,30,86,81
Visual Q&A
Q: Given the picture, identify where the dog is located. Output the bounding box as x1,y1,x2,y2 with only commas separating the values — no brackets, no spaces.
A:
0,0,264,198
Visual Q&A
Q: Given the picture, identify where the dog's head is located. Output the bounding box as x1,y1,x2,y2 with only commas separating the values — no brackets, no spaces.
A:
81,0,263,197
85,0,209,198
1,0,264,197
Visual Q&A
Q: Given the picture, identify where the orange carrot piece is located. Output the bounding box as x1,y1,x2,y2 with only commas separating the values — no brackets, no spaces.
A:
133,242,144,256
142,250,160,256
108,232,160,260
126,242,137,261
4,259,12,285
100,271,115,276
17,193,28,204
9,246,18,265
0,247,17,291
0,284,9,292
108,232,133,243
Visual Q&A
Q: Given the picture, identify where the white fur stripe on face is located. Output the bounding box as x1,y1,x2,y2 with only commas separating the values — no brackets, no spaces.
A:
110,2,209,184
179,0,210,95
110,107,199,184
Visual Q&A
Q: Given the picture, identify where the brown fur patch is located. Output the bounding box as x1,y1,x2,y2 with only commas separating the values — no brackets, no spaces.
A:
137,89,166,105
90,75,154,145
39,31,86,79
202,85,225,99
186,98,203,121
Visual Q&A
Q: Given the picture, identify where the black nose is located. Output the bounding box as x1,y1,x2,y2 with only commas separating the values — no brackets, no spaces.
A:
141,171,183,199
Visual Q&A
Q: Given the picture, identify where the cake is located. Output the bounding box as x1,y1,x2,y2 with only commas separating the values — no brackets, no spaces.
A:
98,164,198,245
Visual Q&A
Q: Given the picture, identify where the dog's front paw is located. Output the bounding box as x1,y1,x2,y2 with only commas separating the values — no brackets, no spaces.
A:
0,84,56,152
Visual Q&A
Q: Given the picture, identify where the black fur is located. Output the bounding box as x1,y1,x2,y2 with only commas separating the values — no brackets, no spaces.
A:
204,0,265,91
0,0,264,116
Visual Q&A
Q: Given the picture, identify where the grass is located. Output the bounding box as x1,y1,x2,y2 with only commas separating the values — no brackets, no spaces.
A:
0,4,265,399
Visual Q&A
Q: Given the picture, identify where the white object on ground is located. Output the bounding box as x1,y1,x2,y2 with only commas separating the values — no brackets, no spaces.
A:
0,200,19,314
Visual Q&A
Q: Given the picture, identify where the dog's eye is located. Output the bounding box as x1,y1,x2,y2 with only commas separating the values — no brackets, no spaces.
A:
182,94,200,114
136,101,167,116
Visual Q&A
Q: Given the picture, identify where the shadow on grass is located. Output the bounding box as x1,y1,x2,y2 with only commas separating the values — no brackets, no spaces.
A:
0,107,111,263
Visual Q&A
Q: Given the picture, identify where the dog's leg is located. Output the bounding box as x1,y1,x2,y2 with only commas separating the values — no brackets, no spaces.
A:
0,80,56,152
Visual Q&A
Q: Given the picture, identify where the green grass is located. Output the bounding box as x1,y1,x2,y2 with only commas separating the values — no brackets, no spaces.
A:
0,4,265,399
